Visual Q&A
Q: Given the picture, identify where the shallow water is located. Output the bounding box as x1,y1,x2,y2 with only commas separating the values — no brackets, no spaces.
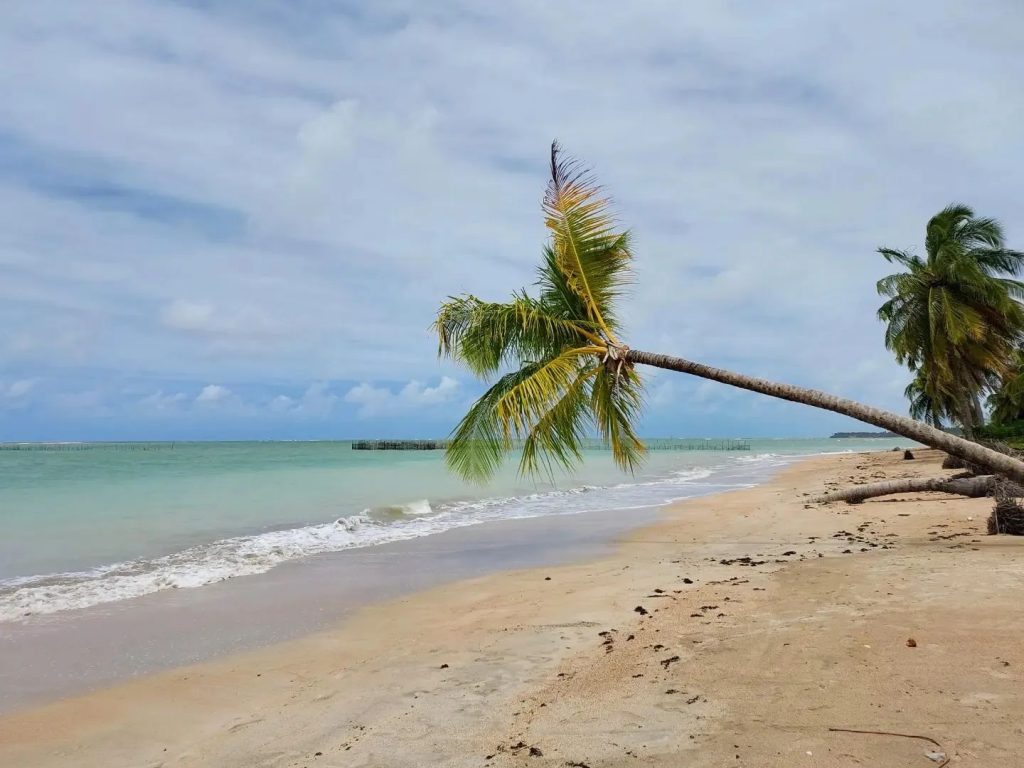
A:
0,438,912,621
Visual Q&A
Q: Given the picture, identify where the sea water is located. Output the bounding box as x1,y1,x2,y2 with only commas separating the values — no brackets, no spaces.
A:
0,438,909,622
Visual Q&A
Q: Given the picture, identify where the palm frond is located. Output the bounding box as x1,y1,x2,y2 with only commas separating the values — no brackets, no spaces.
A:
434,294,601,377
590,364,646,472
880,203,1024,426
494,347,600,437
438,143,651,482
958,216,1004,250
518,365,599,477
973,247,1024,275
444,368,537,483
877,248,921,270
543,141,633,339
905,372,949,426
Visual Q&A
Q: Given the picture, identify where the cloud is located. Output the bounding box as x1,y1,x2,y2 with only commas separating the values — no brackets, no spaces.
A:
160,300,215,332
159,299,282,355
138,390,188,410
1,2,1022,438
195,384,232,404
266,381,338,416
4,379,34,399
344,376,461,418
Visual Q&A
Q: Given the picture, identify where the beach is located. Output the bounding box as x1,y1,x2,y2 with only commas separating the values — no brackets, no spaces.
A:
1,447,1021,766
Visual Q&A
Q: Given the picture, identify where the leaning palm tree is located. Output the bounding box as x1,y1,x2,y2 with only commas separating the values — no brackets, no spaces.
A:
877,205,1024,436
434,143,1024,484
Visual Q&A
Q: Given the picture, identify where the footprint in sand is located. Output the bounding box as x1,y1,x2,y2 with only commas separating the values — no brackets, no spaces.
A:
226,716,264,733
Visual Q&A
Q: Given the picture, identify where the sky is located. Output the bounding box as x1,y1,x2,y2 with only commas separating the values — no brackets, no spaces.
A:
1,1,1022,441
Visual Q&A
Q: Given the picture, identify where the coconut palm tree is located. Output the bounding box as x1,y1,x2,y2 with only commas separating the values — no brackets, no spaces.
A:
988,349,1024,426
877,205,1024,436
434,143,1024,484
904,370,951,428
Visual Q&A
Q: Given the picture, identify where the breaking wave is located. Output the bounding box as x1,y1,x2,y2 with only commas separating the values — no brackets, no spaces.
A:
0,454,794,622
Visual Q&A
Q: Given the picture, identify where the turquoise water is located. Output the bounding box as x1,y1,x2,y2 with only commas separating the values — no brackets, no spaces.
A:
0,437,911,620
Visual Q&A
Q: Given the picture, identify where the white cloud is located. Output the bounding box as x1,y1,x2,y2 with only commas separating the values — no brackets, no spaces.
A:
268,394,296,412
1,2,1020,435
266,381,338,416
139,390,188,410
160,300,215,332
159,299,281,352
196,384,231,403
4,379,34,399
344,376,461,418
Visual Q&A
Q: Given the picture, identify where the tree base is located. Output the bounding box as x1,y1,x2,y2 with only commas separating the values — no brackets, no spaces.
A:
988,499,1024,535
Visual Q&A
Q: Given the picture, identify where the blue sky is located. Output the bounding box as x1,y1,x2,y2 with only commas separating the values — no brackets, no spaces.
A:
1,1,1022,440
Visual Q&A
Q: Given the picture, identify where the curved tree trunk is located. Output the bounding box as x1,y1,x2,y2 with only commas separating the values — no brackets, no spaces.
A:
627,349,1024,485
814,475,997,504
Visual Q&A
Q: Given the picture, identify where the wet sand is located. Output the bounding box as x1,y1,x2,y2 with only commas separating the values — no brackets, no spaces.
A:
0,504,665,712
1,449,1022,766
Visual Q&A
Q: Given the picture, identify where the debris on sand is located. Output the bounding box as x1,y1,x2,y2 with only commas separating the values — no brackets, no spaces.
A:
988,496,1024,535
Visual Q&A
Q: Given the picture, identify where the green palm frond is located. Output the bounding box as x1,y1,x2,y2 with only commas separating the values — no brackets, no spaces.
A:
989,350,1024,425
435,142,646,482
877,203,1024,433
877,248,921,269
590,364,646,473
905,372,950,427
444,367,540,482
542,142,633,339
493,348,601,437
434,293,602,377
974,248,1024,274
519,365,598,477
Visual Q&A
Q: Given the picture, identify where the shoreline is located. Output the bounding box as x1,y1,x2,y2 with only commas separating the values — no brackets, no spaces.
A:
2,448,1021,766
0,450,802,711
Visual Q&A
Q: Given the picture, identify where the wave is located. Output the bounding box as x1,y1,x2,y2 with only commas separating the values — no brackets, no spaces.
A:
0,455,784,622
360,498,434,522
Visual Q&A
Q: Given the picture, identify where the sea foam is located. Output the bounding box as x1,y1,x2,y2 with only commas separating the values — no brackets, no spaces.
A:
0,455,786,622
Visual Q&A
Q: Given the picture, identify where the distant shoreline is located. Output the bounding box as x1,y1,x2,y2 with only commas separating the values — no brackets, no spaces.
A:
829,430,898,438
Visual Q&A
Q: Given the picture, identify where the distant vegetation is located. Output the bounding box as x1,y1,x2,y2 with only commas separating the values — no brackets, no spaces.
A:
829,431,897,439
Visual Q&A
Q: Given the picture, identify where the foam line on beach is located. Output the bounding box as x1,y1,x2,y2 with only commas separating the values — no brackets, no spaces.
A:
0,452,797,622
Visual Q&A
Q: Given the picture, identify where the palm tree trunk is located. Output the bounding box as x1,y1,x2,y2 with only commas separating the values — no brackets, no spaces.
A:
957,397,977,440
626,349,1024,485
814,475,998,504
971,392,985,428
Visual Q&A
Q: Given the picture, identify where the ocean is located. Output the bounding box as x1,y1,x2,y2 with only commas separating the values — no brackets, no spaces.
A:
0,437,910,624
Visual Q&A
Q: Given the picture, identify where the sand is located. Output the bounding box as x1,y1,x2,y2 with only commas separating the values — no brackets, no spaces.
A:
1,448,1022,767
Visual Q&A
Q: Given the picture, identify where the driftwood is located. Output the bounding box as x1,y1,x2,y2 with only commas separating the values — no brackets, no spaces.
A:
815,475,998,505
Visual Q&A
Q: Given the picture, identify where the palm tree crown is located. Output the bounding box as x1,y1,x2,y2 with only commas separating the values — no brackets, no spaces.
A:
877,205,1024,432
434,143,644,481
